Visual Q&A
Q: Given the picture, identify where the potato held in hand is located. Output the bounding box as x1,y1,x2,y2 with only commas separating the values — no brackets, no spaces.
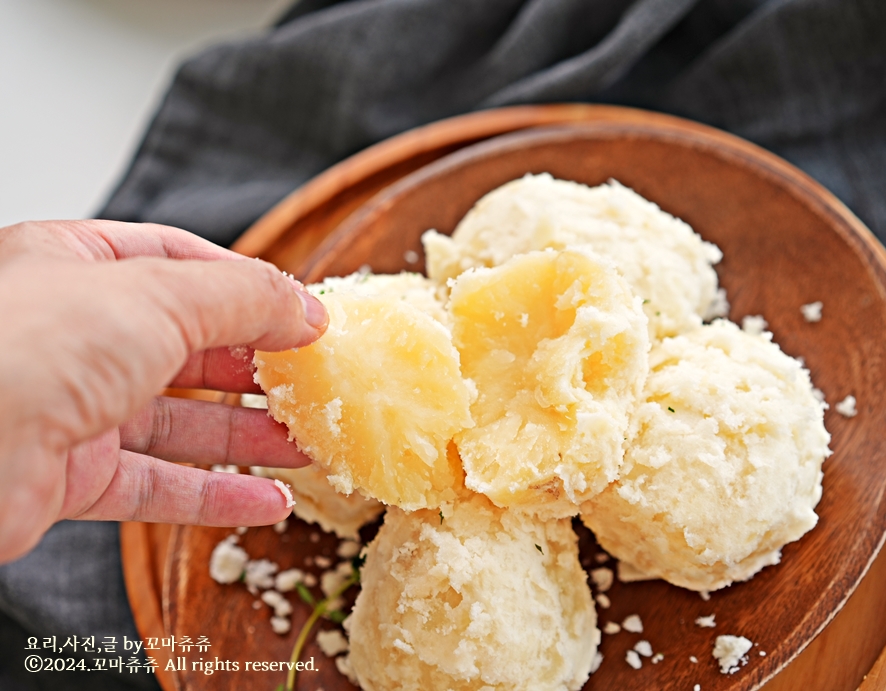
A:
449,248,649,518
254,284,474,511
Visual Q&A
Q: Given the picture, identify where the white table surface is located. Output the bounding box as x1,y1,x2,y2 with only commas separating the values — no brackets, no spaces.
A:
0,0,293,228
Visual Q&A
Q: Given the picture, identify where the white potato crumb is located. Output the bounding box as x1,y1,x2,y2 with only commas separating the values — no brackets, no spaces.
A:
695,614,716,628
303,573,317,587
210,464,239,474
652,653,664,664
274,479,296,508
252,600,261,610
404,249,419,264
596,593,611,609
694,685,701,691
589,651,603,674
835,395,857,418
336,655,359,686
321,561,354,602
594,552,610,564
800,301,823,322
591,567,614,592
690,655,698,663
275,568,305,593
244,559,278,593
209,536,248,584
622,614,643,633
603,622,621,635
336,540,362,559
760,651,767,656
741,314,768,336
625,650,642,670
317,629,349,657
315,555,333,569
261,590,293,618
700,591,711,602
270,616,291,635
273,519,289,534
713,635,753,674
634,640,653,657
235,526,248,535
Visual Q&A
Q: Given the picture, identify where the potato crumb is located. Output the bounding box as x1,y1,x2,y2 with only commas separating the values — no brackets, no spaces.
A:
261,590,293,618
603,622,621,635
690,655,698,663
835,395,857,418
695,614,716,628
622,614,643,633
594,552,610,564
336,655,359,686
404,249,419,264
712,635,753,674
625,650,642,670
596,593,611,609
740,314,768,336
275,568,305,593
273,519,289,534
700,591,711,602
244,559,278,593
694,685,701,691
800,301,823,322
208,536,248,584
591,567,614,592
317,629,349,657
252,600,261,610
270,616,291,635
634,640,653,657
336,540,362,559
274,479,295,508
235,526,248,535
315,555,333,569
651,653,664,663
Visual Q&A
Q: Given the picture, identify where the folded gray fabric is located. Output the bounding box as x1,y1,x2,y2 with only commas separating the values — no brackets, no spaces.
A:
99,0,886,246
3,1,883,689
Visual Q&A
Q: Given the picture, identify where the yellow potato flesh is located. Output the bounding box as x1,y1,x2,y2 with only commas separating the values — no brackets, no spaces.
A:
254,293,473,510
449,249,648,517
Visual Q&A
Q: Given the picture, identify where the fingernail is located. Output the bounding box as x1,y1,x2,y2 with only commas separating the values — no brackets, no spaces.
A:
281,272,328,332
297,290,328,331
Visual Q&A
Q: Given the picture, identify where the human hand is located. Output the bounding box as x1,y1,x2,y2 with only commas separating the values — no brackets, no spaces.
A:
0,219,328,563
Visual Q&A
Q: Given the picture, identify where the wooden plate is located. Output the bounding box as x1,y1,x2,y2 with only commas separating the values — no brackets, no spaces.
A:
124,107,886,691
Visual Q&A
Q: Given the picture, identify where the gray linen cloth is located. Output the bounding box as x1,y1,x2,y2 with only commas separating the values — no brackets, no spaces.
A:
1,0,883,689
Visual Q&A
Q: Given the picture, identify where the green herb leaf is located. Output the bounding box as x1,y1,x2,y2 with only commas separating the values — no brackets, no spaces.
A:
295,583,315,606
327,609,348,624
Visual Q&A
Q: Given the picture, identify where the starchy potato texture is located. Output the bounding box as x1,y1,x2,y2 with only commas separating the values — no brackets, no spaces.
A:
254,274,474,511
423,173,724,340
251,464,383,539
449,247,648,518
581,319,830,591
345,495,599,691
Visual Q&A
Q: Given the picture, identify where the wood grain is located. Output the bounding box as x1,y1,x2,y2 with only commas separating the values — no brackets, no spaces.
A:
120,106,886,691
